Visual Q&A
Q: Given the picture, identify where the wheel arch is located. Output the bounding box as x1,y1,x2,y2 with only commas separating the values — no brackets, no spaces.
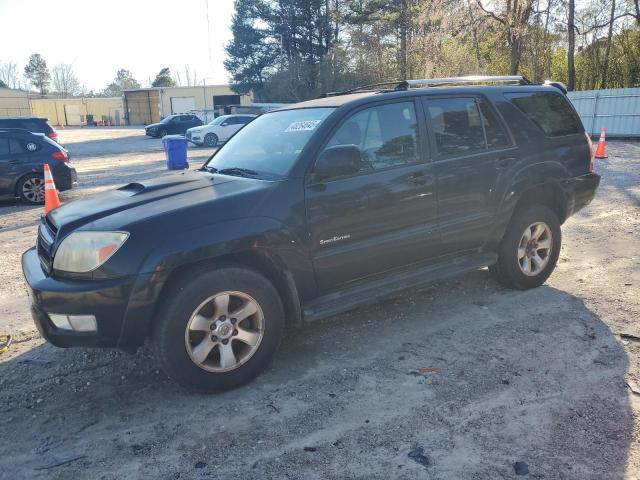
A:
487,164,570,251
14,170,43,197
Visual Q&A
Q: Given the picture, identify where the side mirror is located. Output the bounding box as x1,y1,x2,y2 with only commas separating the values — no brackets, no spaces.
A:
221,121,229,126
314,144,361,180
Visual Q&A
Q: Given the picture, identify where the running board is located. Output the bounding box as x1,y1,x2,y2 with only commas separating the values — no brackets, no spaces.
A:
303,252,497,322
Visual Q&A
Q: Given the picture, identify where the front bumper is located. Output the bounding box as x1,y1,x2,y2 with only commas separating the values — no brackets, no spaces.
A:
566,172,601,217
22,247,137,348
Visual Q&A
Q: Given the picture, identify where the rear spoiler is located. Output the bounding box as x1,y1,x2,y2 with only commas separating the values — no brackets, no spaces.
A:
544,80,568,95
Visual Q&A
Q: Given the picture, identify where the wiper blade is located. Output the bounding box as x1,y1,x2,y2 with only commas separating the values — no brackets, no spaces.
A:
201,165,218,173
217,167,259,177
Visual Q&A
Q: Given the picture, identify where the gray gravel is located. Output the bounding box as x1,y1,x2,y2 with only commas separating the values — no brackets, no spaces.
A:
0,129,639,479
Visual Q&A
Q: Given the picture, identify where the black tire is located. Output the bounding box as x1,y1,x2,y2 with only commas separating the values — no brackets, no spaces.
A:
16,173,45,204
204,133,218,147
490,205,561,290
152,265,285,392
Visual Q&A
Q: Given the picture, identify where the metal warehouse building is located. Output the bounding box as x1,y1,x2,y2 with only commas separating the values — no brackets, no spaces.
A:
0,88,31,117
30,97,124,126
123,85,253,125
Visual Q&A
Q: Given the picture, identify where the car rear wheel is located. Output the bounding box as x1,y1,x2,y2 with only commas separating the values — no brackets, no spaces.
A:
204,133,218,147
17,174,45,204
152,265,285,392
490,205,561,290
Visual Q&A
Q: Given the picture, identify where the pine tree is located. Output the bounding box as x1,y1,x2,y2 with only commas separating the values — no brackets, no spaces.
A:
152,67,176,87
24,53,50,94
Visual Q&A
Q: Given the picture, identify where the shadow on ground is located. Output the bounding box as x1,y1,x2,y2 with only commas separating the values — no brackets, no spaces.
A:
0,271,631,479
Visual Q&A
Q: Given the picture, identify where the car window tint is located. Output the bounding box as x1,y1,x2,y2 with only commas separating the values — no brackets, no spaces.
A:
478,100,510,148
326,101,420,172
9,139,27,153
0,138,9,155
505,92,582,136
427,97,485,157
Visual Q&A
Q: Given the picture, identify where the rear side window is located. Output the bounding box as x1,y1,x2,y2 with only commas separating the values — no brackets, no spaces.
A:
10,139,39,153
0,138,8,155
478,100,510,148
427,97,485,156
505,92,582,136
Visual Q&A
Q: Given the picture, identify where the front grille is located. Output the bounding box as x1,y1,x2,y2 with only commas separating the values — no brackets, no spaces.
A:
37,218,57,274
186,131,192,140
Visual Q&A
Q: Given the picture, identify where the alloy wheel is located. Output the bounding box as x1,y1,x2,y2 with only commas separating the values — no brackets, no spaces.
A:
517,221,553,276
184,291,264,372
22,177,45,203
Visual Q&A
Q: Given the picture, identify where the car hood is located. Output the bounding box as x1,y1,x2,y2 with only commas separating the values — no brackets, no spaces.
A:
48,171,271,237
145,123,162,129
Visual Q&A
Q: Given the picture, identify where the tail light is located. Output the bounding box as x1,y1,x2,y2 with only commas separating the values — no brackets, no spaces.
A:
51,151,69,163
585,132,595,173
48,131,58,140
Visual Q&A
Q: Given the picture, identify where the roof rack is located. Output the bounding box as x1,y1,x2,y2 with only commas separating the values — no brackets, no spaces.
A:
404,75,531,88
319,75,532,98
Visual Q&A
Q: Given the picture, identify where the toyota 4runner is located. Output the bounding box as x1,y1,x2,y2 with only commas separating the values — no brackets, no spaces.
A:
22,76,600,391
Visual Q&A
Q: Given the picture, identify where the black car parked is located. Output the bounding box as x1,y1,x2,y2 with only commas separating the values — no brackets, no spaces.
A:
145,114,203,138
0,117,60,143
0,128,76,204
22,76,600,391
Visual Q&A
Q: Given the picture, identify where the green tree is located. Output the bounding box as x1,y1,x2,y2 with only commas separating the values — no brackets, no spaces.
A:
151,67,176,87
24,53,50,94
101,69,141,96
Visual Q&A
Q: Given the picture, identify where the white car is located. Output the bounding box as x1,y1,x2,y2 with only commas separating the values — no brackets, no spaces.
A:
185,114,256,147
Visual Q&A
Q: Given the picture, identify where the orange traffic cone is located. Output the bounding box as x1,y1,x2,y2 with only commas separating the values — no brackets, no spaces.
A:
43,164,61,214
594,128,607,159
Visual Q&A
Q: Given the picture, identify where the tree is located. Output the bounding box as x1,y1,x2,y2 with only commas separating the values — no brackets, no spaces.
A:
0,62,22,89
51,63,82,97
151,67,176,87
24,53,50,94
0,79,6,88
101,69,140,96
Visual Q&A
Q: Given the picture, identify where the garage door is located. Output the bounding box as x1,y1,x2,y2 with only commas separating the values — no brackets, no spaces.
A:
171,97,196,114
64,105,82,126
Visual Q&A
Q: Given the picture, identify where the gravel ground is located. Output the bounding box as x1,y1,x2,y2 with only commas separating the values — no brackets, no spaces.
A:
0,128,638,479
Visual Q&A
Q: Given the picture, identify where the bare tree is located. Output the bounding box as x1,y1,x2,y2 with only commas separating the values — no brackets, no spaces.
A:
601,0,617,88
0,62,22,89
568,0,576,90
476,0,536,74
51,64,82,97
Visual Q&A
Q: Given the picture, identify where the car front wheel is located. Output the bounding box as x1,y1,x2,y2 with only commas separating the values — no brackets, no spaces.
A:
204,133,218,147
152,265,285,392
490,204,561,290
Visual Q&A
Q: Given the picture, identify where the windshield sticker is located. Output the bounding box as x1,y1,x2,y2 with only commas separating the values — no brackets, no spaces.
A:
285,120,322,132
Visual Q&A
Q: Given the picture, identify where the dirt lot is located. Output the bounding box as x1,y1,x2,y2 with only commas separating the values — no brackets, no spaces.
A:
0,128,638,479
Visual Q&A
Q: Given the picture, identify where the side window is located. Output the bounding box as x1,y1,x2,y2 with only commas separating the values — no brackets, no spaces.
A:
326,101,420,172
9,139,29,153
478,100,510,148
427,97,485,157
0,138,9,155
505,92,583,136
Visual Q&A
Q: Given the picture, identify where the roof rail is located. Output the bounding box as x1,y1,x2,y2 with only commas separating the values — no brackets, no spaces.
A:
318,75,532,98
405,75,531,87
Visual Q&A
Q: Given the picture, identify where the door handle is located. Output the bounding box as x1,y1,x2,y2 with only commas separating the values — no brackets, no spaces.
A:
408,171,431,186
495,157,516,169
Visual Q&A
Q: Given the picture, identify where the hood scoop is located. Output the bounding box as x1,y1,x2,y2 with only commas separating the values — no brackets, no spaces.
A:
118,177,200,196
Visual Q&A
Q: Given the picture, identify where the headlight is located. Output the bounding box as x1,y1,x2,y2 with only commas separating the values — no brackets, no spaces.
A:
53,231,129,273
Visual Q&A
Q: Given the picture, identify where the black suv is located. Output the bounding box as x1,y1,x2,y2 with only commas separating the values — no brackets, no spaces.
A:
22,76,600,391
144,114,203,138
0,117,60,143
0,128,76,203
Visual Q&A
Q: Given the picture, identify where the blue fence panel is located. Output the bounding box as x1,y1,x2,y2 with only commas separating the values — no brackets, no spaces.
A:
568,88,640,137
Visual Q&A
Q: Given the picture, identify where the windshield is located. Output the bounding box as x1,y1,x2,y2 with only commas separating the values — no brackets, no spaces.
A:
208,116,226,126
160,116,177,124
203,107,334,179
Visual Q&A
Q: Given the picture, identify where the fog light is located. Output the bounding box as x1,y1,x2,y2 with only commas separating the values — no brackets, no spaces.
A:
48,314,97,333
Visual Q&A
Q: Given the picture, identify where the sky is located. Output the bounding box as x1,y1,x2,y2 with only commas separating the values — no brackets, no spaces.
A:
0,0,235,91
